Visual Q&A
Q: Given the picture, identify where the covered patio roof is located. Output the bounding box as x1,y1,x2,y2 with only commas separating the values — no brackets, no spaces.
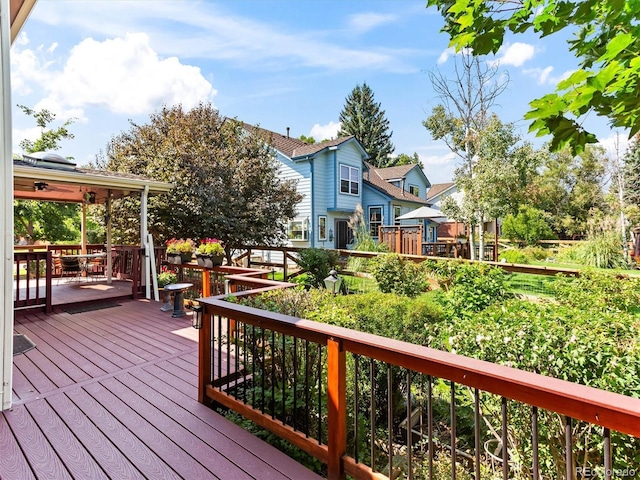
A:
14,152,172,204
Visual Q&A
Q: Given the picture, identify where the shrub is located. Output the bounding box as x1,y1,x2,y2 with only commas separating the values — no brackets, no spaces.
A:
423,261,509,317
499,249,529,264
369,254,429,297
502,206,555,245
521,245,551,261
552,269,640,313
575,231,627,269
295,248,339,288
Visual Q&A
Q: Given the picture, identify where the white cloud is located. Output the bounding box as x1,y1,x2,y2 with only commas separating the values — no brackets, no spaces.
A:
310,121,341,141
437,47,455,65
523,66,573,86
421,151,456,167
12,33,217,117
598,131,630,158
348,12,398,34
491,42,535,67
29,1,415,73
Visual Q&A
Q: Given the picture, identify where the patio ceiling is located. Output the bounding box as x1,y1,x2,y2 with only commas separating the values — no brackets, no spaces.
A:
10,0,36,43
14,153,173,204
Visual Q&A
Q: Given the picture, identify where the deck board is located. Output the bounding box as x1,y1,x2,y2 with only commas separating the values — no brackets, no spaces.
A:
25,399,109,480
0,413,35,480
3,299,323,480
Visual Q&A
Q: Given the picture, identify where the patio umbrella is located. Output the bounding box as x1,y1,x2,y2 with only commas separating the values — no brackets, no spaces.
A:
396,206,448,222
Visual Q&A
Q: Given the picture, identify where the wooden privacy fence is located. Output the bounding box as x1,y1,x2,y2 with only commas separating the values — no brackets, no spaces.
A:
378,225,423,256
198,289,640,480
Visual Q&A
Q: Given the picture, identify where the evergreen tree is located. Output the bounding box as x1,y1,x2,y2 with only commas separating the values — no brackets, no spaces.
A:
338,83,394,167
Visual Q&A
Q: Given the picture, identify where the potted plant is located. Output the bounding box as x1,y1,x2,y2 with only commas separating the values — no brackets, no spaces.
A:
456,233,468,244
157,270,178,287
157,270,177,311
195,238,225,268
165,238,195,264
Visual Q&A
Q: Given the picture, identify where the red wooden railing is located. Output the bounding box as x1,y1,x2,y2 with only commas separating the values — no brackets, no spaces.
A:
198,288,640,480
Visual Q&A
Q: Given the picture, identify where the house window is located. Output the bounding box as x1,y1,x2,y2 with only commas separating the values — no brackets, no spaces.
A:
318,216,327,241
393,205,402,225
369,207,383,237
409,185,419,197
288,219,308,241
340,165,360,195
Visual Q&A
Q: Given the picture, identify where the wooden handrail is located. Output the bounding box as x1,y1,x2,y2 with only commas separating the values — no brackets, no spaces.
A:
200,297,640,438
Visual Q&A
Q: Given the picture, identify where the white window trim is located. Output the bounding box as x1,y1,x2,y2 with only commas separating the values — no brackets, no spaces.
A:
339,164,360,196
288,218,308,241
318,215,327,241
368,206,383,237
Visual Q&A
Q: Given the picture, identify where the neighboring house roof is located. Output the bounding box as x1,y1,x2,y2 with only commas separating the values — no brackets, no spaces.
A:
375,164,419,181
372,162,431,189
365,165,430,205
244,123,368,160
426,182,456,202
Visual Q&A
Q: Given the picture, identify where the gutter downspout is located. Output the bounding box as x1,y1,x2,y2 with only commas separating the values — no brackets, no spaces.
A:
333,149,337,210
0,0,12,410
310,157,314,247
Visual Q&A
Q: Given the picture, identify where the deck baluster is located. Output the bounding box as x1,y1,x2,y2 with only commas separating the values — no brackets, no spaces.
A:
502,397,508,480
451,381,456,480
532,406,539,480
474,388,480,480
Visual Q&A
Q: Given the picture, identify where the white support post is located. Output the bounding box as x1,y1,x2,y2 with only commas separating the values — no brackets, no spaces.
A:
106,190,112,284
140,185,149,297
148,234,159,301
1,0,13,411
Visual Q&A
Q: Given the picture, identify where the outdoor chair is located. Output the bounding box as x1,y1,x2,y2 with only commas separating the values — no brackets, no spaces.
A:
59,257,82,284
87,254,107,281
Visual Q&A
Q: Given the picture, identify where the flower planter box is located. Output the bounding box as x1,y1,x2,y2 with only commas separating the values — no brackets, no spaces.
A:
196,253,223,268
167,252,193,264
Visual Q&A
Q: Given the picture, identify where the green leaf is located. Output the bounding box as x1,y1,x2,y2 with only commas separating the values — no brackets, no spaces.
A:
599,33,634,62
557,69,590,90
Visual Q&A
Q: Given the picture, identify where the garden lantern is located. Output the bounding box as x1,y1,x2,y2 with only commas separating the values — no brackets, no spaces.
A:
323,269,342,295
191,304,203,329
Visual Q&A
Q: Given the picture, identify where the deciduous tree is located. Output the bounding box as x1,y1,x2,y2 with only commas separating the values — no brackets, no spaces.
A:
14,106,80,243
98,103,302,263
427,0,640,152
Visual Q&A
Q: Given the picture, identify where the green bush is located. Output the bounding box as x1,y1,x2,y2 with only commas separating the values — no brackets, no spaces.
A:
521,245,551,261
295,248,339,288
576,231,628,269
552,270,640,313
369,254,429,297
502,205,555,245
498,249,529,264
423,261,509,318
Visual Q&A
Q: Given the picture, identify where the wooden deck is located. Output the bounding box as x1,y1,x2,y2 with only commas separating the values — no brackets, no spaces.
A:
3,299,322,480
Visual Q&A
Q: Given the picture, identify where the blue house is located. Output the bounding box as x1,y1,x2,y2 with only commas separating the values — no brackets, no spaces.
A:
248,125,433,248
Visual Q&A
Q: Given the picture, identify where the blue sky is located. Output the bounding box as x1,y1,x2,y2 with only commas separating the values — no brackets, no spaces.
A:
10,0,625,185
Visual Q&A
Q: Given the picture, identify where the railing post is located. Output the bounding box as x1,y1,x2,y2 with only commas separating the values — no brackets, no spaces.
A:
395,227,401,254
202,268,210,298
45,251,53,313
132,249,139,299
199,308,212,404
327,338,346,480
283,247,288,281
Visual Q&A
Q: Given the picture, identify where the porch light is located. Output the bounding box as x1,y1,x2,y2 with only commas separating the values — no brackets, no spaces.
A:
324,269,342,295
191,304,203,329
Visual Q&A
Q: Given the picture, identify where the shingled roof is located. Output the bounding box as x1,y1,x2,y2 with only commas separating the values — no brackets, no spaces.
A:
374,164,418,180
244,124,356,159
426,182,456,202
364,164,429,205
